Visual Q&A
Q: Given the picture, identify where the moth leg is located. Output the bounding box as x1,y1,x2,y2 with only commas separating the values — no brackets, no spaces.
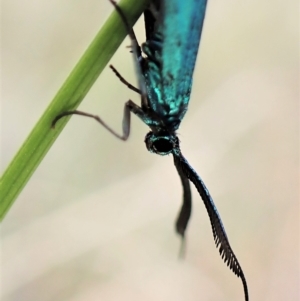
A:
109,0,148,106
110,65,141,94
52,100,142,141
109,0,142,62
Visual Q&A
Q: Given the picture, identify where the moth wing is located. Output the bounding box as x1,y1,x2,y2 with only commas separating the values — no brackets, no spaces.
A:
161,0,207,109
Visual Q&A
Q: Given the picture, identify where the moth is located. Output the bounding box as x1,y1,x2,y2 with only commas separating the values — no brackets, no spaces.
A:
53,1,249,300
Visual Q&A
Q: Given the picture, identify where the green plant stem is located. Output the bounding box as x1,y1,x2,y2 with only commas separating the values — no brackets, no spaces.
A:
0,0,150,221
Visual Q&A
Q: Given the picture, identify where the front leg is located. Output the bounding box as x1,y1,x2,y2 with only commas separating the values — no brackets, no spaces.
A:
52,100,144,141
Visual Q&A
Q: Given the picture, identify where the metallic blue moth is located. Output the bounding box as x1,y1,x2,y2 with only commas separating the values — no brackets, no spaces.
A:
53,1,249,300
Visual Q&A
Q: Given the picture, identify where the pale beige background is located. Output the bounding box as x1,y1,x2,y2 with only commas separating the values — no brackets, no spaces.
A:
1,0,299,300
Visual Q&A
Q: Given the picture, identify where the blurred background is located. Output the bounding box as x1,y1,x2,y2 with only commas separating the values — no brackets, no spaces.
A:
1,0,299,300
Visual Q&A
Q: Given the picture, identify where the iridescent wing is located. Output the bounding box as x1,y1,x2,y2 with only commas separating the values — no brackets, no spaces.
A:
143,0,207,129
160,0,207,118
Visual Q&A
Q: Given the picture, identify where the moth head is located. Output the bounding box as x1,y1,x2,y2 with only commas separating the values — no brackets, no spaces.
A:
145,131,179,156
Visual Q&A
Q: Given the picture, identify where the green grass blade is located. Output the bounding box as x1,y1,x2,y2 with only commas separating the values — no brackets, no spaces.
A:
0,0,150,221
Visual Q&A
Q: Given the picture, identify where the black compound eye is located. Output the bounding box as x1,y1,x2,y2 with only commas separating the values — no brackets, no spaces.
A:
145,131,178,156
153,138,173,154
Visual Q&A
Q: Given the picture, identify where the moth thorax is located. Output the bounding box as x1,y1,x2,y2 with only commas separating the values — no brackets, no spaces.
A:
145,131,178,156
